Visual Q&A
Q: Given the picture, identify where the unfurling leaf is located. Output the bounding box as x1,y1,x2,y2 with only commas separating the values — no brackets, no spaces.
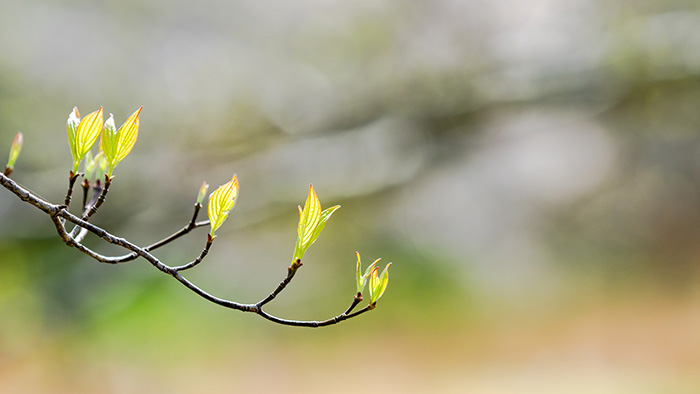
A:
298,185,321,246
355,252,380,294
5,131,23,172
309,205,340,249
293,185,340,263
69,107,103,173
197,181,209,205
369,263,391,306
100,106,142,178
84,151,107,185
101,114,118,165
66,107,80,159
207,176,239,236
114,107,141,164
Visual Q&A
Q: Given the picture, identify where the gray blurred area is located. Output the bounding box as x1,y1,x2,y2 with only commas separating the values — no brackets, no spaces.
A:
1,0,700,393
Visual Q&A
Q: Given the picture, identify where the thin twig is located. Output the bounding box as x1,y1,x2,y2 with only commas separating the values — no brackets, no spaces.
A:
80,179,90,212
148,204,203,251
109,204,209,263
344,293,364,315
257,264,300,307
0,172,373,327
172,235,213,271
64,172,79,208
82,175,111,220
256,305,372,327
85,181,103,214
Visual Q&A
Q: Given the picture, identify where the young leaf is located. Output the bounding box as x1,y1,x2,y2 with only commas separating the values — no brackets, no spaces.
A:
6,132,23,171
293,185,340,262
197,181,209,205
355,252,380,294
298,184,322,247
114,106,141,164
369,263,391,305
84,151,106,185
101,114,118,166
307,205,340,248
100,107,142,177
207,176,239,236
70,107,103,173
356,252,363,293
364,258,380,279
66,107,80,164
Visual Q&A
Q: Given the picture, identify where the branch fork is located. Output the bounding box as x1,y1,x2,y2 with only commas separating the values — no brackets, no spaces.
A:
1,106,389,327
0,171,373,327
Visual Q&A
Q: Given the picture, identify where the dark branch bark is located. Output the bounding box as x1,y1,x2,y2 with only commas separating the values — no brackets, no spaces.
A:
172,235,213,271
64,172,80,208
256,305,371,327
82,175,111,220
0,172,373,327
80,179,90,211
257,264,300,307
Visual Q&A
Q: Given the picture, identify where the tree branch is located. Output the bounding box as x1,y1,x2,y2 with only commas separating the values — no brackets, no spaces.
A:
80,179,90,212
64,172,79,208
0,172,373,327
257,264,301,307
172,235,213,271
82,175,111,220
108,204,210,264
256,304,372,327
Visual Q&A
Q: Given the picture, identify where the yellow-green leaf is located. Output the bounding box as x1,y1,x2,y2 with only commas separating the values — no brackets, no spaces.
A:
307,204,340,247
207,176,239,236
75,108,103,159
356,252,363,293
197,181,209,205
294,184,339,262
66,107,80,165
71,107,103,172
369,267,380,302
100,114,118,165
114,106,141,164
369,263,391,305
84,151,106,184
6,131,23,170
100,107,142,177
297,184,322,246
356,255,380,294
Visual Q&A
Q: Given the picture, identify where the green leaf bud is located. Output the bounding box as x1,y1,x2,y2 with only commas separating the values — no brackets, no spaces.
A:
6,131,23,171
197,181,209,205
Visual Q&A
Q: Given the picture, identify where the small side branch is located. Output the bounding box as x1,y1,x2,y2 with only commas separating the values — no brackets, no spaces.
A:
344,293,364,315
80,179,90,212
0,172,56,214
257,263,301,307
172,272,257,312
64,172,80,208
256,305,372,327
148,204,205,251
1,172,376,328
172,235,213,271
110,204,209,264
82,176,111,220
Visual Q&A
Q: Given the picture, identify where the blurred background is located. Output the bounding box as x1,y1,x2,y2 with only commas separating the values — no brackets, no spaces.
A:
1,0,700,392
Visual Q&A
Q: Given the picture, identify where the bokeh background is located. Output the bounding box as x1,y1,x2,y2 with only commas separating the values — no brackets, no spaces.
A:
1,0,700,392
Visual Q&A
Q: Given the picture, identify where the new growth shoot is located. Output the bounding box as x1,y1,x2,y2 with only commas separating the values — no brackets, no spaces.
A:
0,105,393,327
